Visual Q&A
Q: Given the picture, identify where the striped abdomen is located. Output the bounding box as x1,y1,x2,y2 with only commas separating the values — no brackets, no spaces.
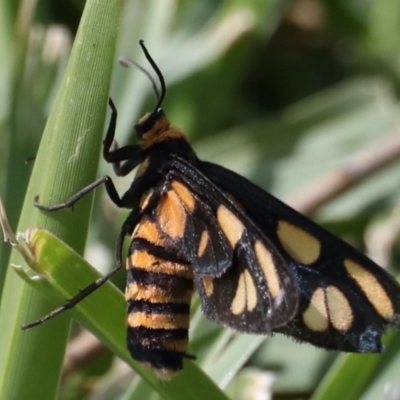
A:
126,218,194,378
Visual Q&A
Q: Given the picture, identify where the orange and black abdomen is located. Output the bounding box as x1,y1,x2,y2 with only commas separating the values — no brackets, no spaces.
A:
125,218,194,378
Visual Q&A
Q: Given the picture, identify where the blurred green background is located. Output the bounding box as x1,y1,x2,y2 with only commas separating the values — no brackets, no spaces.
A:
1,0,400,399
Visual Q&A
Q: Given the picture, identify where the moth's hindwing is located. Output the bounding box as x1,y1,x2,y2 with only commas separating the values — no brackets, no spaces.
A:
199,160,400,352
151,163,300,333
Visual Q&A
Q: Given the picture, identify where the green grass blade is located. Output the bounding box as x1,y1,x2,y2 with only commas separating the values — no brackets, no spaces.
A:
0,0,122,398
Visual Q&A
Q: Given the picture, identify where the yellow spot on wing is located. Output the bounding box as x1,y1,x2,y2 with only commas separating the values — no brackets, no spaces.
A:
197,230,209,257
231,272,246,315
202,277,214,297
326,285,353,330
244,270,257,311
303,286,353,331
344,259,394,319
277,220,321,265
231,270,257,315
171,181,195,211
303,288,329,331
254,241,281,298
217,205,245,248
158,190,186,239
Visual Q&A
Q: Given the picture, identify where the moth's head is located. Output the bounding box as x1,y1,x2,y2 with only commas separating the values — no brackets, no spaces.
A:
134,108,170,142
134,107,185,148
135,108,165,134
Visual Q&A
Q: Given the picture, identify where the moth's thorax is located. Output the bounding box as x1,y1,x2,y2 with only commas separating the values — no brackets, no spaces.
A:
138,112,186,149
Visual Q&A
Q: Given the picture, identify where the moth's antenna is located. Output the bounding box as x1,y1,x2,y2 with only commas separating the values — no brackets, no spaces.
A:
119,56,160,104
139,40,166,112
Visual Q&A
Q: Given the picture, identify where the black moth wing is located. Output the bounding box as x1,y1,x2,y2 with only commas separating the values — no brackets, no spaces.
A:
153,157,299,334
200,160,400,352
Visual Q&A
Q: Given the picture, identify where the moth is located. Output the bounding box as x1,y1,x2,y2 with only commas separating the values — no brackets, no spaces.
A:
30,40,400,378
